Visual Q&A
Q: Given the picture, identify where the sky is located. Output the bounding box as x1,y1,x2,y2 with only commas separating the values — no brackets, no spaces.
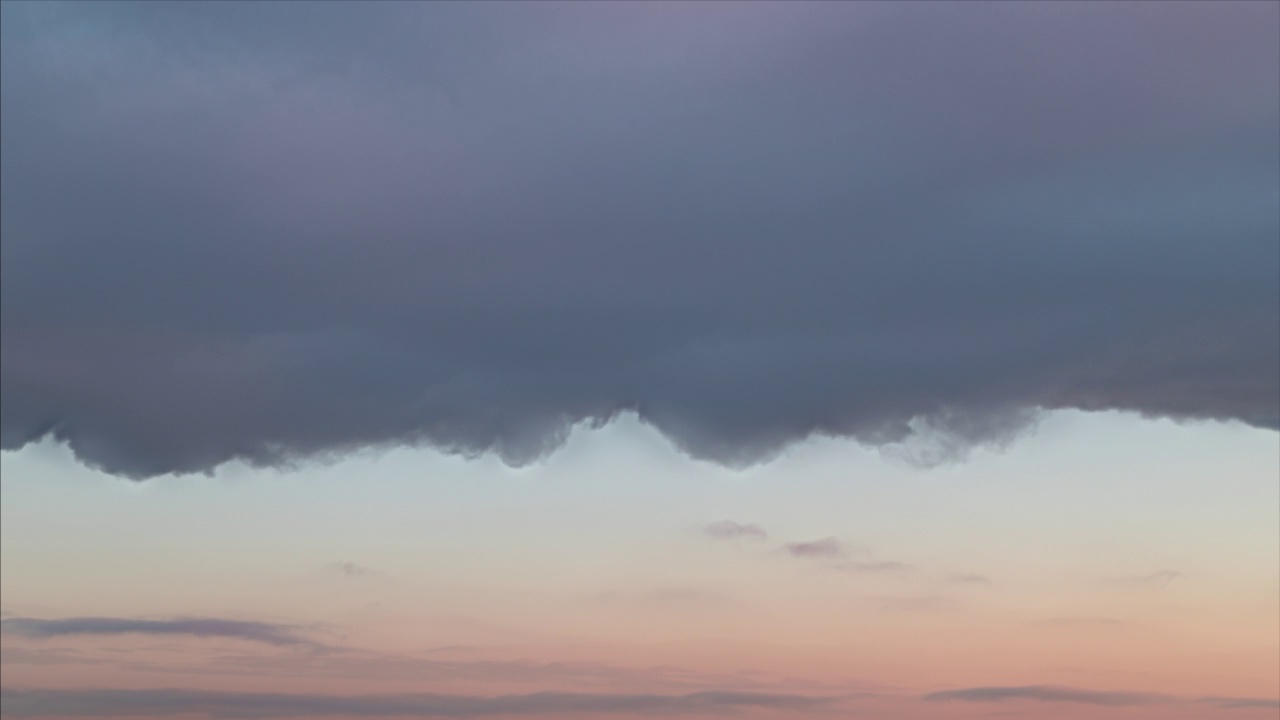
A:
1,1,1278,719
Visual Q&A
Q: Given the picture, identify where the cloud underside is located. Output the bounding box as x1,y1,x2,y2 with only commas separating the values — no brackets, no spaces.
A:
923,685,1280,709
1,1,1276,478
3,686,1273,717
0,617,313,648
0,688,828,718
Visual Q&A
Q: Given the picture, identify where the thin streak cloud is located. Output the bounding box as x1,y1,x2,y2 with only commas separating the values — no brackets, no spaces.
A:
944,573,991,585
1109,570,1183,588
328,561,374,578
923,685,1169,706
1199,697,1280,709
0,617,317,648
833,561,912,574
784,538,846,559
702,521,768,541
923,685,1280,710
0,687,833,718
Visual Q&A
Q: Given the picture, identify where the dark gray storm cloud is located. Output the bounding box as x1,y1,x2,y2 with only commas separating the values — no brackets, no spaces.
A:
0,617,314,647
923,685,1169,706
2,1,1276,478
0,688,830,718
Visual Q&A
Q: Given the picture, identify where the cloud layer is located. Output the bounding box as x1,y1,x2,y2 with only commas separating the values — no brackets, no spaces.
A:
2,1,1276,478
0,688,829,718
923,685,1166,706
922,685,1280,710
1,617,315,648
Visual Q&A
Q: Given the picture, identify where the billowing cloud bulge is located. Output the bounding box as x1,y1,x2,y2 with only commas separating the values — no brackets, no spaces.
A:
2,1,1277,478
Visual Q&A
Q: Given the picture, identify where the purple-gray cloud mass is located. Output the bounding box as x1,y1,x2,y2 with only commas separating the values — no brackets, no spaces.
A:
1,0,1276,479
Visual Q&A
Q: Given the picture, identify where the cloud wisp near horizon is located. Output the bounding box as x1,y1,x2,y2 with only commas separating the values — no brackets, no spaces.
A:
1,617,321,649
1,0,1276,479
702,521,768,541
922,685,1280,710
0,688,834,719
2,684,1274,718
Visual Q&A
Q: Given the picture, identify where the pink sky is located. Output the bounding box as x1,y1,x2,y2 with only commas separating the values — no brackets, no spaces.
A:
2,411,1277,719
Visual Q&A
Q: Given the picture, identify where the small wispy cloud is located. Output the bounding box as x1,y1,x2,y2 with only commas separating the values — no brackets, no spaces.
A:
1198,696,1280,709
0,646,105,667
834,560,911,574
0,687,834,718
329,561,374,578
702,521,768,541
923,685,1169,706
1109,570,1182,588
1,641,813,695
782,538,912,576
784,537,846,559
0,617,317,648
1036,617,1130,629
866,595,958,613
923,685,1280,711
594,588,737,610
945,573,991,586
